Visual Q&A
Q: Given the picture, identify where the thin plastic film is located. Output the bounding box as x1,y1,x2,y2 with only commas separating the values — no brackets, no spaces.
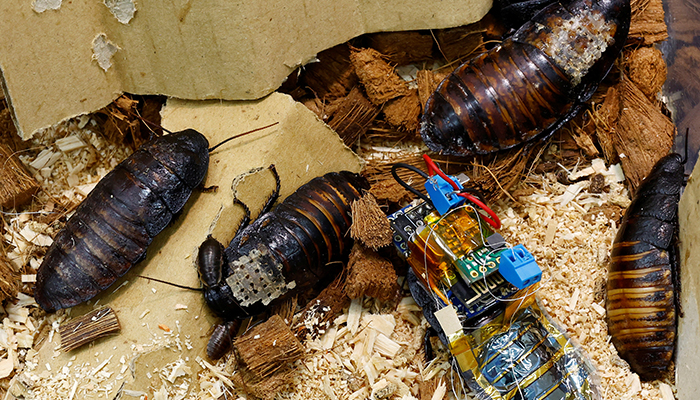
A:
454,298,599,400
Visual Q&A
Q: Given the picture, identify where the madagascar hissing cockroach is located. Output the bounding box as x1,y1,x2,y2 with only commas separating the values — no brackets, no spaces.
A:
199,168,369,359
35,124,277,313
606,153,684,380
420,0,630,156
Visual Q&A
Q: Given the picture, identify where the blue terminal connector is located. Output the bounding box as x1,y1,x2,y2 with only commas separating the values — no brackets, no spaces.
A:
424,174,465,215
498,245,542,290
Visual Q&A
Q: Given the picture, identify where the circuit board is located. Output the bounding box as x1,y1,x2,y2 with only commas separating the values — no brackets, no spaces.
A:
448,271,519,323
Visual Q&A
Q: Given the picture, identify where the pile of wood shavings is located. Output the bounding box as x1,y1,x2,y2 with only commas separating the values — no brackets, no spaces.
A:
192,295,449,400
498,159,675,400
0,118,680,399
15,315,198,399
0,117,136,393
191,158,677,400
4,117,133,276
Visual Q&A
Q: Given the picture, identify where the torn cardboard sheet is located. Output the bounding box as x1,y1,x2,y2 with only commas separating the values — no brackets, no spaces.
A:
0,0,491,139
20,92,362,399
677,163,700,400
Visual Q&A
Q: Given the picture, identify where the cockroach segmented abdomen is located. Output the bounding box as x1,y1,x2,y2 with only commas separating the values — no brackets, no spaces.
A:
200,171,369,358
606,153,684,380
35,130,210,313
420,0,630,156
207,320,241,360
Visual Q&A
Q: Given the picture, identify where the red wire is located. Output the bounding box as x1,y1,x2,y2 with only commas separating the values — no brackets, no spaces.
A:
457,192,501,229
422,154,501,229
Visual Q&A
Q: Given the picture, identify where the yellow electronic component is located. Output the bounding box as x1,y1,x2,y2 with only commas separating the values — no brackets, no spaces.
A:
406,206,492,289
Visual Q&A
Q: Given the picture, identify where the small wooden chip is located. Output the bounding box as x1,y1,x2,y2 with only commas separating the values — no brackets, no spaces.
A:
293,276,349,340
59,307,120,352
0,143,40,209
369,179,413,206
0,252,20,303
350,193,393,250
418,376,440,400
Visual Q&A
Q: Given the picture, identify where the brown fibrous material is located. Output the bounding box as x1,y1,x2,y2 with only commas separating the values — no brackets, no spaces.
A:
625,47,667,99
303,44,358,100
345,243,400,302
59,307,121,352
0,108,29,153
613,77,675,192
0,143,40,209
326,87,380,147
433,23,486,63
231,368,297,400
350,192,393,250
590,87,621,165
382,89,422,133
293,275,349,340
234,314,304,379
368,179,413,206
350,48,409,105
94,94,165,148
367,31,435,65
417,69,449,110
629,0,668,44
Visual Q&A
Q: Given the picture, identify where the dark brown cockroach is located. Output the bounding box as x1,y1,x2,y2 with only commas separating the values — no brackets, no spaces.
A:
606,153,684,380
420,0,630,156
35,124,277,313
199,169,369,359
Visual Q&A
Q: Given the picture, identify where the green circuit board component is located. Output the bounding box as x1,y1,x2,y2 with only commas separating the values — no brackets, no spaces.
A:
455,247,505,284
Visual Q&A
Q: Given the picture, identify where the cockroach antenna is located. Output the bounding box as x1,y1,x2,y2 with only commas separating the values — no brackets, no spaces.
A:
137,275,203,291
125,105,279,149
679,127,689,165
208,122,279,152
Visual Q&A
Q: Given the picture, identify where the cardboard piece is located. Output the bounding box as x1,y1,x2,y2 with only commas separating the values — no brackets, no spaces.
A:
0,0,491,139
27,92,363,398
678,161,700,400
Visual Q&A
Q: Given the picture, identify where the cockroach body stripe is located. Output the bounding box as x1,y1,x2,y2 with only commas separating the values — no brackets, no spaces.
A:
35,130,209,313
421,0,630,156
200,170,369,359
606,153,684,380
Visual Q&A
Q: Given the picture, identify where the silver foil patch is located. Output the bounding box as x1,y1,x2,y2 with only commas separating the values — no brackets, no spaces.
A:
225,247,296,307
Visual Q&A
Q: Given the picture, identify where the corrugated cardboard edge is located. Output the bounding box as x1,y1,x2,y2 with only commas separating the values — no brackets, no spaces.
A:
21,92,363,399
678,159,700,399
0,0,492,139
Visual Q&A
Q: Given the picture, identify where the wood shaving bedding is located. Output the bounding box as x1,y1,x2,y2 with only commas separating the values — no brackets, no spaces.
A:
0,116,676,399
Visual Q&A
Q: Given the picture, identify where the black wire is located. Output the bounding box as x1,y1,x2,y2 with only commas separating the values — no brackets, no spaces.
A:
391,163,433,205
459,187,488,203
